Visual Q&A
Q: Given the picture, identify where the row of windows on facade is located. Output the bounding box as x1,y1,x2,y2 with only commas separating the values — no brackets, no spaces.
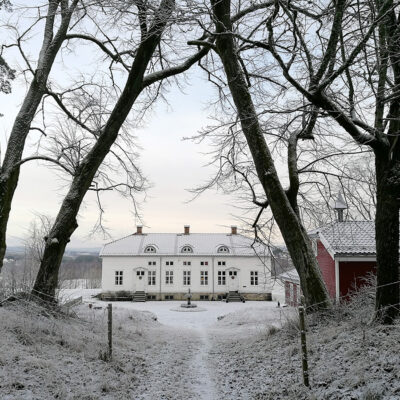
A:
147,261,227,266
114,270,259,286
143,245,230,254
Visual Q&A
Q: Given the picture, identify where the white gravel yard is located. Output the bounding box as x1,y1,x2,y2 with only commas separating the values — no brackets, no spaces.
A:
1,289,399,399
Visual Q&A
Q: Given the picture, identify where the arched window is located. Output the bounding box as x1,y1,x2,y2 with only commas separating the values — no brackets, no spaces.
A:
144,245,156,253
181,245,193,253
217,245,230,254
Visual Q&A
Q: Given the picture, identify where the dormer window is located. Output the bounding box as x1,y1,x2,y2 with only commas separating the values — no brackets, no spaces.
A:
217,245,230,253
181,245,193,253
144,245,156,253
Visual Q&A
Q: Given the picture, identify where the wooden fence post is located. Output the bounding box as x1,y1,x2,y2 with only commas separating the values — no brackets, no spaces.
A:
299,297,310,387
107,303,112,360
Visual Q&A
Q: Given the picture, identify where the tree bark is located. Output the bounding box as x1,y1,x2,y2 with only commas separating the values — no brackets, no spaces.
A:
0,0,79,272
210,0,330,308
32,0,175,301
374,151,400,323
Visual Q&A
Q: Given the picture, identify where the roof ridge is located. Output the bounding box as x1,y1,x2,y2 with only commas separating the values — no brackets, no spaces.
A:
102,232,136,246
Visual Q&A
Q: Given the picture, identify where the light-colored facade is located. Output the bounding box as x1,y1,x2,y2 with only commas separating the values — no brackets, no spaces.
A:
100,226,272,301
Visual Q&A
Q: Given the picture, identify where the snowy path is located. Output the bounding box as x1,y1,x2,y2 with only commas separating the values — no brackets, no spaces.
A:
57,293,285,399
99,300,281,400
189,327,218,400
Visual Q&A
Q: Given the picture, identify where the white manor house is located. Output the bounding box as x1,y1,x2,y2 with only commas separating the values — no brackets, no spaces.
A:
100,225,273,302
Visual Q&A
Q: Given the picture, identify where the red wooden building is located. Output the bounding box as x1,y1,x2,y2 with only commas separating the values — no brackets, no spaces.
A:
280,194,378,306
311,220,376,302
280,220,377,305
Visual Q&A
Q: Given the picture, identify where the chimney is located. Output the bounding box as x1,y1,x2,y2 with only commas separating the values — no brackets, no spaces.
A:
136,225,143,235
333,192,348,222
231,225,237,235
184,225,190,235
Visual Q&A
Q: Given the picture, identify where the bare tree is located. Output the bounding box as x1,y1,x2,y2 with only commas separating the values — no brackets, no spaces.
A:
250,0,399,323
31,0,280,301
22,214,53,289
32,0,204,300
0,0,80,271
196,0,331,308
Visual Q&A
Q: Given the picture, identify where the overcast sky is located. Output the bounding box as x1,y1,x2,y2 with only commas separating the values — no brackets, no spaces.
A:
1,66,240,248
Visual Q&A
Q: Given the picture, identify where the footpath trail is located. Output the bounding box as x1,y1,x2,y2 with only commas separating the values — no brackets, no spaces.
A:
187,326,219,400
118,301,285,400
68,297,281,400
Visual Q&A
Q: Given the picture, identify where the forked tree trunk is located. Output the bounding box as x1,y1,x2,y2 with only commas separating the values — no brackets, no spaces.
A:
210,0,330,309
32,0,175,301
0,0,79,272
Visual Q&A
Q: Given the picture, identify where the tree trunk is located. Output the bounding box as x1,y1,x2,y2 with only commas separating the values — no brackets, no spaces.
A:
210,0,330,308
33,0,175,301
374,153,400,323
0,0,79,272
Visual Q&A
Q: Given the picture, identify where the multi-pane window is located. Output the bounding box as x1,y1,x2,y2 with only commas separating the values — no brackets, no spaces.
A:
144,246,156,253
165,270,173,284
200,261,208,266
148,271,156,286
217,246,229,253
218,261,226,266
181,246,193,253
148,261,156,266
250,271,258,285
183,261,191,266
136,270,145,277
183,270,191,285
200,271,208,285
115,271,123,285
218,271,226,285
166,261,174,266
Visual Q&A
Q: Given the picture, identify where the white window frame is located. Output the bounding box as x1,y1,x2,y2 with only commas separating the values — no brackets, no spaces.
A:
183,270,191,285
217,246,230,253
148,270,156,286
144,245,156,253
165,270,173,285
181,246,193,253
217,270,226,285
250,271,258,286
115,271,123,285
200,270,208,286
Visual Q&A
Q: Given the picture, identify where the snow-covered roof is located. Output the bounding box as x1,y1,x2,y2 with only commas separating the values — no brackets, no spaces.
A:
100,232,268,257
277,269,299,283
315,221,376,256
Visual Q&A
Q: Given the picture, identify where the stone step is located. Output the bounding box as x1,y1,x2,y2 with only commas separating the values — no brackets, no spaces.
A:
133,291,147,302
226,291,245,303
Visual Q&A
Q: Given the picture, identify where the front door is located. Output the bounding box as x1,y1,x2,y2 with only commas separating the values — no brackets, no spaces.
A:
227,270,239,291
135,270,146,291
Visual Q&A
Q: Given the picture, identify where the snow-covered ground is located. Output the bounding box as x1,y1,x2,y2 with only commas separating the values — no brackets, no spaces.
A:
1,289,399,399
